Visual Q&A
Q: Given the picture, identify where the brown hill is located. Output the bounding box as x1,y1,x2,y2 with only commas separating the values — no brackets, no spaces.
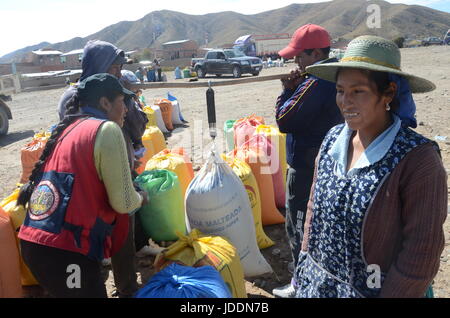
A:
1,0,449,63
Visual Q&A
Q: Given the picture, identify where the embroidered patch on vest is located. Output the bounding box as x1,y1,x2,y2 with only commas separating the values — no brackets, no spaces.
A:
29,181,60,220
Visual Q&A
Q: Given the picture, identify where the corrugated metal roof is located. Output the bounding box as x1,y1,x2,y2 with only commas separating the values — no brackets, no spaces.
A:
60,49,84,56
162,39,191,46
32,50,63,56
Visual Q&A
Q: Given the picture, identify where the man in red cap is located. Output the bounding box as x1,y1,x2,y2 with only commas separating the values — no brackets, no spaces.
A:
273,24,343,297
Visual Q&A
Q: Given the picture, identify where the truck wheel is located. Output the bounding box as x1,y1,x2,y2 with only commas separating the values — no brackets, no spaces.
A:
232,66,241,78
215,74,222,78
196,67,206,78
252,71,260,76
0,107,9,135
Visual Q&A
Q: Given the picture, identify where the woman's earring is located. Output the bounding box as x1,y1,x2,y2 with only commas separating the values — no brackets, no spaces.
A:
386,103,391,111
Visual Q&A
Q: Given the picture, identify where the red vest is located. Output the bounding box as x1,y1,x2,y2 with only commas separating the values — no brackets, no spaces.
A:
19,118,129,260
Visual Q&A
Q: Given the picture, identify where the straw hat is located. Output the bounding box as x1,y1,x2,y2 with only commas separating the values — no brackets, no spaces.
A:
306,35,435,93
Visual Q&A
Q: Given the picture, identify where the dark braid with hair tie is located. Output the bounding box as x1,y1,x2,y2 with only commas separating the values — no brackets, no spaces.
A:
17,93,85,207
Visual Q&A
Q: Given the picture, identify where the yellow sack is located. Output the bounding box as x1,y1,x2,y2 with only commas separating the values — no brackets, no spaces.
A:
255,125,287,187
136,126,167,175
221,154,274,249
145,152,193,197
154,229,247,298
143,106,157,127
0,187,39,286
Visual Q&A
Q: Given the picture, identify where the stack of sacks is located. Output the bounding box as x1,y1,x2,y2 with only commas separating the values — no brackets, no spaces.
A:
145,149,193,197
0,207,22,297
136,126,166,175
167,92,187,123
230,146,285,226
1,186,39,286
20,131,51,183
221,154,274,249
135,263,231,298
255,124,287,188
134,170,187,241
223,120,236,153
154,99,174,131
233,115,265,149
150,105,170,133
242,134,285,210
185,150,273,277
154,229,247,298
143,106,157,127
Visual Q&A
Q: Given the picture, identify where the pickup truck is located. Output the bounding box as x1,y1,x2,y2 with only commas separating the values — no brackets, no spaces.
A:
0,74,20,135
192,49,263,78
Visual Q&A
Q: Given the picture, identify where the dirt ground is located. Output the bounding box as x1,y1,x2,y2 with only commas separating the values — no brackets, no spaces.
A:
1,45,449,298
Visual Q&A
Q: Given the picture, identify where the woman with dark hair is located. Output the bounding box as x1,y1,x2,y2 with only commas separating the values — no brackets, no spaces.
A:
17,73,148,298
293,36,447,298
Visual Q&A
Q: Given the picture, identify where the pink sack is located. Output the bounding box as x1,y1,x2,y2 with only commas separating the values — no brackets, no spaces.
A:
241,134,285,209
233,115,265,149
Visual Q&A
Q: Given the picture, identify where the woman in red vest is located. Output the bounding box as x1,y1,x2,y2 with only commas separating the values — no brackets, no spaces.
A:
17,73,148,298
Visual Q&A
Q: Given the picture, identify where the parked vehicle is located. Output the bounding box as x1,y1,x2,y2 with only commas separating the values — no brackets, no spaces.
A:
0,74,19,135
233,34,291,59
192,49,262,78
421,37,443,46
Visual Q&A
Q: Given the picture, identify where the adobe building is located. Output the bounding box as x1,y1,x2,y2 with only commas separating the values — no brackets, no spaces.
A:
162,40,199,60
60,49,83,70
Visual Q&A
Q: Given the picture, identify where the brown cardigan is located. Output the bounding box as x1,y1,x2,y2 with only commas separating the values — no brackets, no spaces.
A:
301,142,448,298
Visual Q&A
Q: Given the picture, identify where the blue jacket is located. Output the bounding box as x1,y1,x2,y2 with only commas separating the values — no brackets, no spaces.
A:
275,58,343,170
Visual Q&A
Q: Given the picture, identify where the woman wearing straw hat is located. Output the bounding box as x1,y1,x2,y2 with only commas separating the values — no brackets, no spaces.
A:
294,35,447,298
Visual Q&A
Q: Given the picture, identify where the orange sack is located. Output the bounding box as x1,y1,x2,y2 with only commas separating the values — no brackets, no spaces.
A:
20,137,47,184
0,207,22,298
155,99,174,131
231,147,285,226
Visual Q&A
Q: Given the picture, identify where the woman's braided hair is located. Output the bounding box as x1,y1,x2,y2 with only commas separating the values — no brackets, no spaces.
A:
17,94,85,207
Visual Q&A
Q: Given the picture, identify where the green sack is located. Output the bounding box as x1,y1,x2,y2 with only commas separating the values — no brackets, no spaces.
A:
135,169,187,241
224,120,236,153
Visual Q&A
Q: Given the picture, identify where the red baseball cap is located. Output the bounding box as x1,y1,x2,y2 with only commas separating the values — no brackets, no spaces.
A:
279,24,331,59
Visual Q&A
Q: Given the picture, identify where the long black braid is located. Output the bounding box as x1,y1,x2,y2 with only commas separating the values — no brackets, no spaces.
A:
17,93,86,207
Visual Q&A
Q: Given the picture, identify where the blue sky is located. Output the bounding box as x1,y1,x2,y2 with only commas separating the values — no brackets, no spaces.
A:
0,0,449,57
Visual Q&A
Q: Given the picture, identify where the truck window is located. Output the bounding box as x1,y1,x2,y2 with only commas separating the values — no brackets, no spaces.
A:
207,52,217,59
217,52,226,59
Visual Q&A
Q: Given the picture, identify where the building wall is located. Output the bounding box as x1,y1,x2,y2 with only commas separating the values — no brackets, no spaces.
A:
162,40,199,60
61,54,82,70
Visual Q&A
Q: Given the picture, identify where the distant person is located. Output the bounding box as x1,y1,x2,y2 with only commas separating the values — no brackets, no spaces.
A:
17,74,148,298
272,24,343,298
135,67,144,84
294,35,447,298
146,66,156,82
154,59,162,82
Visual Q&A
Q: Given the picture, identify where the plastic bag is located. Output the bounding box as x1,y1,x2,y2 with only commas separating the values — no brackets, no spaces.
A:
224,120,236,152
143,106,157,127
1,187,39,286
233,115,265,149
135,263,231,298
185,150,272,277
167,92,186,122
154,98,174,131
150,105,170,133
145,152,193,197
0,207,22,297
20,134,49,184
242,134,285,209
136,126,166,175
154,229,247,298
231,147,285,225
221,154,274,249
135,170,187,241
